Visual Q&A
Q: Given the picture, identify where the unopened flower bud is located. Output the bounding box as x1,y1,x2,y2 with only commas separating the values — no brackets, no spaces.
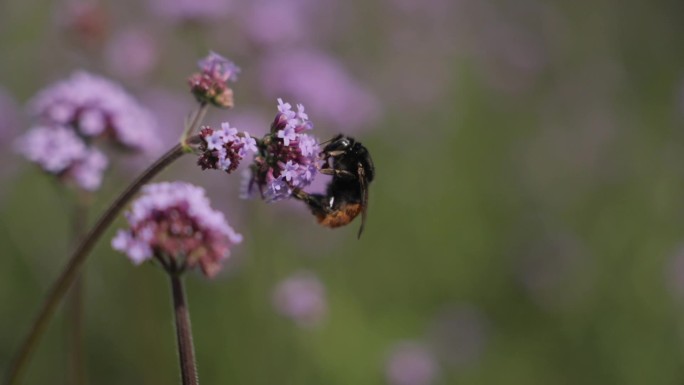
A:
188,51,240,108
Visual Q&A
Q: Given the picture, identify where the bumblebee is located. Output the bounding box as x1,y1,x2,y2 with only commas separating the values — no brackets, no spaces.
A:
293,134,375,238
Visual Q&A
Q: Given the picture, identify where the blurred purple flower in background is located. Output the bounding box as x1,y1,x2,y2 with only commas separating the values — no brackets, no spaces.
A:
240,0,345,47
385,341,439,385
427,305,489,369
260,49,381,133
241,1,306,46
55,0,109,48
451,0,548,93
28,71,158,152
105,27,159,80
242,99,320,202
112,181,243,277
272,270,327,328
147,0,232,24
14,126,108,191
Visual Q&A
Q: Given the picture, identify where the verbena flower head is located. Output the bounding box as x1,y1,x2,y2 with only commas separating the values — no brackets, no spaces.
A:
188,51,240,108
15,125,108,191
385,342,439,385
272,271,327,328
243,98,320,202
28,71,157,152
197,122,257,174
111,182,242,278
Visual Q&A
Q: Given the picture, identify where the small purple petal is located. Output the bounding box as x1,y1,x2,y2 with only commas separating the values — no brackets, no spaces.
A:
277,125,297,146
277,97,296,119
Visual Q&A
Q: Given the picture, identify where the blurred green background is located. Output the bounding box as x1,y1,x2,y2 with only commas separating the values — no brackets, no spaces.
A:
2,0,684,384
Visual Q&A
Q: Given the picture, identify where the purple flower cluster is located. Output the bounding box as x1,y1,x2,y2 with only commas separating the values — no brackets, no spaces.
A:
15,126,108,191
188,52,240,108
28,71,157,152
112,182,242,278
272,271,327,328
243,98,320,202
197,123,257,174
17,71,158,191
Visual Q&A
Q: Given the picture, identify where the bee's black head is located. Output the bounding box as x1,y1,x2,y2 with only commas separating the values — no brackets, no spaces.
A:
321,135,374,182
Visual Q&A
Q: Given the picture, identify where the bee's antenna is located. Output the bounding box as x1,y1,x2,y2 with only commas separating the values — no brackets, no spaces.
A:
319,133,344,146
319,137,335,146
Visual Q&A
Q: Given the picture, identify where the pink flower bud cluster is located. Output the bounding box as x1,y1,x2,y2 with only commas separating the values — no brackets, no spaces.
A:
197,123,257,174
112,182,242,278
188,51,240,108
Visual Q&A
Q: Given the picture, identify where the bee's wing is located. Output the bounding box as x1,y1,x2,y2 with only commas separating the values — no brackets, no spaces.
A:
357,162,369,239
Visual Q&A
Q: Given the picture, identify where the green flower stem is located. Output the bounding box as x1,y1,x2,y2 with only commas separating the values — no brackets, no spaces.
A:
66,196,90,385
181,102,208,152
170,273,199,385
4,135,201,385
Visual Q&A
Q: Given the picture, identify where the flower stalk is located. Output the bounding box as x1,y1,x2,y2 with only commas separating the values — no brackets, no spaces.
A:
181,102,208,152
66,195,90,385
4,135,201,385
170,271,199,385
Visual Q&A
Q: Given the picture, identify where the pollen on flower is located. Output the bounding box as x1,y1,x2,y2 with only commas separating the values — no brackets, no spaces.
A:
111,181,242,277
15,125,109,191
28,71,158,152
197,123,256,174
189,51,240,108
242,98,321,202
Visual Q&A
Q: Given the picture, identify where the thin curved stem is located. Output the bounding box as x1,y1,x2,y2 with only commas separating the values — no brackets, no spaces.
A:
66,196,90,385
170,273,199,385
4,138,198,385
181,102,208,151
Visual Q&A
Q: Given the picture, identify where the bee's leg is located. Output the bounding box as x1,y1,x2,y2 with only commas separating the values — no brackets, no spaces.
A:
318,168,356,179
292,188,331,215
